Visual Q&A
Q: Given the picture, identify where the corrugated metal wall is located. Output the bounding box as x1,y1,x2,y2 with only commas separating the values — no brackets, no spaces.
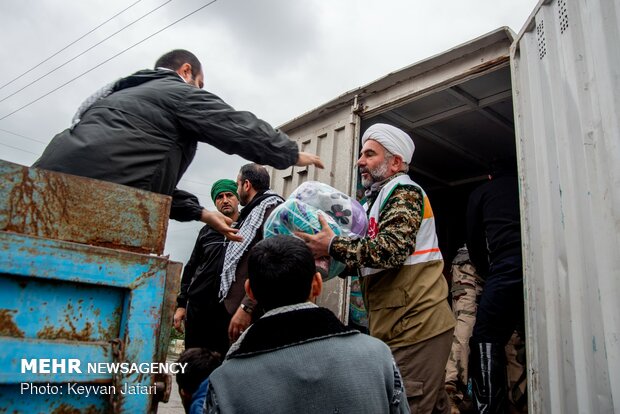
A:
511,0,620,412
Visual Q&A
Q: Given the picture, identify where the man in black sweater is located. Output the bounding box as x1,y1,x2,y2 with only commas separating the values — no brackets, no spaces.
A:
466,158,524,414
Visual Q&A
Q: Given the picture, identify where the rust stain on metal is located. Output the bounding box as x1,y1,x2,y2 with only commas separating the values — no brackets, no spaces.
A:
467,55,510,76
5,169,69,237
37,321,93,341
2,163,169,255
85,240,154,255
95,304,122,340
0,309,24,338
129,267,158,289
134,191,153,231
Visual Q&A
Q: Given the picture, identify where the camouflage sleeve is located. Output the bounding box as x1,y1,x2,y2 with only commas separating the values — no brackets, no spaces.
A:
330,185,423,269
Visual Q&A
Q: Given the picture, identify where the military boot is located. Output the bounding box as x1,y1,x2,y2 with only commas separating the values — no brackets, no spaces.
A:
469,341,507,414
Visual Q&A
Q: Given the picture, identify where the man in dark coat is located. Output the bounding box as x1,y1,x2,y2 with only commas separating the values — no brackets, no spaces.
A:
33,49,323,240
174,179,240,353
466,158,524,413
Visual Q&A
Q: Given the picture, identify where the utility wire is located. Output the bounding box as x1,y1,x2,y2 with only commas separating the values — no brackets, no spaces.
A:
0,141,39,155
181,177,215,187
0,127,48,144
0,0,143,92
0,0,172,103
0,0,218,121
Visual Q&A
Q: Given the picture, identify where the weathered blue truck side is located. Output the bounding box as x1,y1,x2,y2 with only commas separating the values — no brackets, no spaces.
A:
0,160,181,413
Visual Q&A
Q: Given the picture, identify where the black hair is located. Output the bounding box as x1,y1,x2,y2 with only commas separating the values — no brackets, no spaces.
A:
154,49,202,78
248,235,316,311
489,157,518,178
175,348,222,394
239,163,270,193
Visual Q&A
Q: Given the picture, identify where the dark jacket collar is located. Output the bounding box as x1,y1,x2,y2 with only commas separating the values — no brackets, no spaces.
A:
236,190,283,226
228,307,358,358
114,69,183,92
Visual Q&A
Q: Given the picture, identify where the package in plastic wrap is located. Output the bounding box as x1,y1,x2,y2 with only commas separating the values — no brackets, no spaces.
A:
264,182,369,281
264,198,345,280
290,181,368,237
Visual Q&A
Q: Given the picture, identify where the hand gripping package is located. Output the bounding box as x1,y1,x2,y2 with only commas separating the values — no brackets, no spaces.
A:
264,181,368,280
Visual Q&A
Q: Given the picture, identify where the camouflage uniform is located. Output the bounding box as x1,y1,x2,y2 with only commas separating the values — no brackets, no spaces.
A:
331,174,423,269
445,247,484,413
506,331,528,413
445,247,528,414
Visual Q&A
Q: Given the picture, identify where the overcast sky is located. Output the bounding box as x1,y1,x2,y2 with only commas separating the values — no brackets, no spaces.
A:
0,0,538,264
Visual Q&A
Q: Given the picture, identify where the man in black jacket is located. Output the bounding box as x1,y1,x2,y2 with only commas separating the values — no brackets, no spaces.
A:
174,179,240,353
221,163,284,343
466,158,523,413
33,49,323,241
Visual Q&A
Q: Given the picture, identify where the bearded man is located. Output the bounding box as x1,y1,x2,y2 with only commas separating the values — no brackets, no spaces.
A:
300,123,455,414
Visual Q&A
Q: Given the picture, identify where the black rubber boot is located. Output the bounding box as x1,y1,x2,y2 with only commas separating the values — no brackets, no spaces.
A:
469,341,508,414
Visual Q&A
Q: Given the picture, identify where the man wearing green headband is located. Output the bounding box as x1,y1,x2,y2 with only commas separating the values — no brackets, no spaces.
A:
174,179,240,352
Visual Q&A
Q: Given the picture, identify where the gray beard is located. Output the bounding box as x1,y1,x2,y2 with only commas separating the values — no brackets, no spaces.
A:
361,161,389,189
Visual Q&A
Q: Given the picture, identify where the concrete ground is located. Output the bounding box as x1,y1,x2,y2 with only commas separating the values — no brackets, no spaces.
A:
156,351,186,414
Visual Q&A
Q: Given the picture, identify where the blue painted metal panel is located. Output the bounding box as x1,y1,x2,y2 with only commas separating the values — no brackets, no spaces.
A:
0,273,123,342
0,338,112,383
0,232,166,288
0,231,172,413
0,384,110,414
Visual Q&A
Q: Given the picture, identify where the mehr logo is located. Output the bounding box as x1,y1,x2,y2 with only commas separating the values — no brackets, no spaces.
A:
21,359,82,373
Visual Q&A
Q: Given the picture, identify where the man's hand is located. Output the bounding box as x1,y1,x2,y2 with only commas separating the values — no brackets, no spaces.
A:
228,307,252,343
201,209,242,242
295,214,335,258
173,307,186,333
296,152,325,169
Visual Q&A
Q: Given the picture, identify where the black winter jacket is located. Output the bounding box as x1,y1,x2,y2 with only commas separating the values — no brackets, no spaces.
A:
466,174,522,277
33,69,298,221
176,224,229,309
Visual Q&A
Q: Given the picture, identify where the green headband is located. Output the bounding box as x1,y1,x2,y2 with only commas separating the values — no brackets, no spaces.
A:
210,179,238,202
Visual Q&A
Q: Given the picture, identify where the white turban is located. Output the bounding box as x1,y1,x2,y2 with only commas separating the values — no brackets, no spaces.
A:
361,123,415,163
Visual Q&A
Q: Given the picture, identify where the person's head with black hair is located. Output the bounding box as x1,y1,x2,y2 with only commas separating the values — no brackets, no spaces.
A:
489,157,518,179
154,49,204,89
236,163,271,206
176,348,222,413
245,235,322,311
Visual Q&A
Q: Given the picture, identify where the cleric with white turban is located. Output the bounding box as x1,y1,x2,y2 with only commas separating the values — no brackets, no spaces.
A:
361,123,415,163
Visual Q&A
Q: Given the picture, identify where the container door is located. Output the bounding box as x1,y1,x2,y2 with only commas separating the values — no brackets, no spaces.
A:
511,0,620,412
271,104,362,322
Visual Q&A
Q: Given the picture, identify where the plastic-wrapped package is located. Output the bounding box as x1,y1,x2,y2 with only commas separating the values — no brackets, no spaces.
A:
264,182,369,280
264,199,345,279
290,181,368,237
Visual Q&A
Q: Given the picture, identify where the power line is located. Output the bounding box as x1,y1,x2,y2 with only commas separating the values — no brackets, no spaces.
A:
180,177,215,187
0,0,218,121
0,128,48,144
0,0,144,92
0,141,39,155
0,0,172,103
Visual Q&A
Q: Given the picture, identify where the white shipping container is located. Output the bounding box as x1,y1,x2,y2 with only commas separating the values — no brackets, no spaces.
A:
512,0,620,412
271,0,619,411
